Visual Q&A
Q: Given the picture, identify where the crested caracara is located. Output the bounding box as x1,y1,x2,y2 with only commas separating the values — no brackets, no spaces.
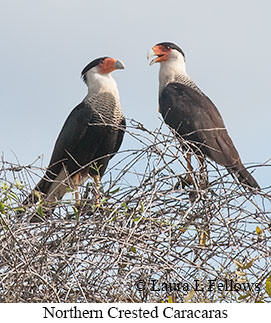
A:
147,42,259,190
24,57,126,216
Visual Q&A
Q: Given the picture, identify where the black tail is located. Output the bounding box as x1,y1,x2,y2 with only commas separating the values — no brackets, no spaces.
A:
228,163,260,190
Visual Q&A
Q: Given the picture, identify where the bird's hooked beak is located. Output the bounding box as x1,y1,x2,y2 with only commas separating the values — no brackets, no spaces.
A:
147,48,158,66
147,49,157,66
147,45,169,65
114,59,125,70
99,58,125,74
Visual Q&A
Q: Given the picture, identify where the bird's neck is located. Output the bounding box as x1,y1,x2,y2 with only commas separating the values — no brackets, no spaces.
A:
158,59,188,94
86,73,120,100
158,59,204,96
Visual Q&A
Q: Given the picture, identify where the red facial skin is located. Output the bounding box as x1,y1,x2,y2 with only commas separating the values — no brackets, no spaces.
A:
152,45,171,63
99,58,118,74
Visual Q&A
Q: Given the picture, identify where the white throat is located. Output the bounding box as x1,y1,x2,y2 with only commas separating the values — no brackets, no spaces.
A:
158,53,187,94
85,70,120,100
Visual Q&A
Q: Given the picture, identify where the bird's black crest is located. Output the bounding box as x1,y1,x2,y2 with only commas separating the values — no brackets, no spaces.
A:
156,42,185,58
81,57,108,83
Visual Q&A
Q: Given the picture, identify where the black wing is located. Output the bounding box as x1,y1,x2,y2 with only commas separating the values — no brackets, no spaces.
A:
159,82,259,189
36,101,97,193
50,102,94,164
159,82,241,167
110,116,126,160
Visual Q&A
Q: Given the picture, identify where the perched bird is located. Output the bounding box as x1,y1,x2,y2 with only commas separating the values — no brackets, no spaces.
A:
147,42,259,190
23,57,126,214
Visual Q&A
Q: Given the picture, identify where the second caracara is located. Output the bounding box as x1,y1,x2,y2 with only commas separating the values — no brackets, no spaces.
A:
147,42,259,190
24,57,126,215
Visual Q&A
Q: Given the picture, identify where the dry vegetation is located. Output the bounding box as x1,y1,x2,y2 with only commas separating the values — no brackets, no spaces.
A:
0,120,271,302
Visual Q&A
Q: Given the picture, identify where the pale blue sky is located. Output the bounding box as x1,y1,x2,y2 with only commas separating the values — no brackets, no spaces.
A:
0,0,270,188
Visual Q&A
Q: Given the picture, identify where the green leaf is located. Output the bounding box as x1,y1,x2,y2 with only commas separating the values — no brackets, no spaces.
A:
1,196,8,203
15,179,24,189
13,207,25,213
9,191,19,201
34,191,42,203
121,202,128,213
121,202,128,208
130,246,136,254
140,201,144,212
266,275,271,297
100,197,107,204
36,205,44,217
72,206,79,220
1,182,8,191
0,202,5,214
109,187,120,195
